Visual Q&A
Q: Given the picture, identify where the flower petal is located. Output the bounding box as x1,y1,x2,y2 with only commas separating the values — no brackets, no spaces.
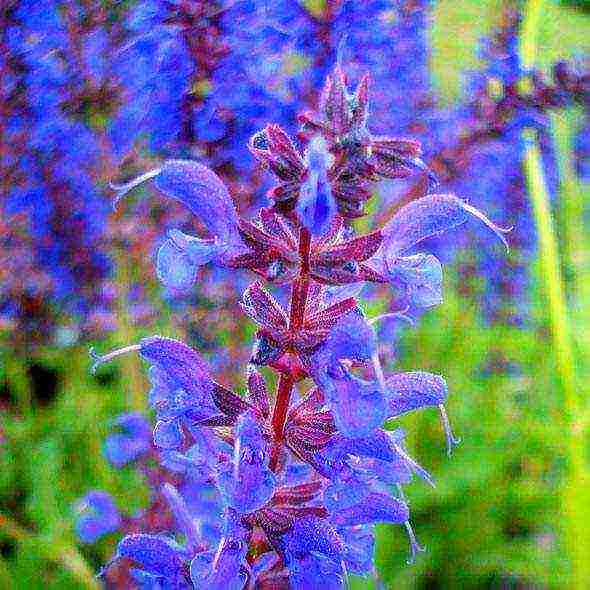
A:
382,193,510,255
117,534,187,578
296,137,337,236
387,253,443,309
328,373,388,439
154,160,239,243
217,412,275,513
386,371,448,418
330,491,409,527
153,419,183,450
156,237,198,292
75,491,121,544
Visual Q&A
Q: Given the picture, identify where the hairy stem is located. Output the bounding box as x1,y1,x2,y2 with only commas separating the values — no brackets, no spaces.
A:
269,227,312,471
269,373,295,471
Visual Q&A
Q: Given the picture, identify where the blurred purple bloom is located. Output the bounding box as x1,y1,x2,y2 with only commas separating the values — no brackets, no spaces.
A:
75,491,121,544
104,413,152,468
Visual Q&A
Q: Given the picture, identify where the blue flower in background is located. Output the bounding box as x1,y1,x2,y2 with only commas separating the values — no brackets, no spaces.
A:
75,491,121,544
104,413,152,468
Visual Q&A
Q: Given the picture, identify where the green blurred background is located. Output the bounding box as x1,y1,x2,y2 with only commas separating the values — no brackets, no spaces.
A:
1,0,588,588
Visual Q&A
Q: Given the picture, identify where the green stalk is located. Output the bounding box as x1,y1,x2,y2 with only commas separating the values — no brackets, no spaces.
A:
0,513,99,589
0,555,14,590
550,110,590,363
520,2,588,587
3,353,32,418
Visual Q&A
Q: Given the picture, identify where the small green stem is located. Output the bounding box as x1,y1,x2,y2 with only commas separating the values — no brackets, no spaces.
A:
520,2,588,587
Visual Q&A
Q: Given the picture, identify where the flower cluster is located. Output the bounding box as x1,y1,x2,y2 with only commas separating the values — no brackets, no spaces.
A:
4,0,586,343
81,66,508,589
5,1,114,308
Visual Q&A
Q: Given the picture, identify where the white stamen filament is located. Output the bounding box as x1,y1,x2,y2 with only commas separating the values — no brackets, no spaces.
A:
161,483,200,552
396,483,407,505
371,351,387,395
110,168,161,210
89,344,141,375
393,443,435,488
211,537,225,571
438,404,462,457
404,521,425,565
341,558,350,589
461,201,512,251
233,436,241,481
369,310,415,327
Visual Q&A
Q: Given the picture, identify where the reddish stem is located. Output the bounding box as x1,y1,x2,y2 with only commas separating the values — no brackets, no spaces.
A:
269,227,312,471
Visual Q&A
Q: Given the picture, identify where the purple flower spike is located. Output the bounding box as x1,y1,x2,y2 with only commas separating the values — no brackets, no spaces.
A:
104,412,152,467
217,412,275,513
381,193,511,254
79,53,515,583
296,137,337,236
75,491,121,544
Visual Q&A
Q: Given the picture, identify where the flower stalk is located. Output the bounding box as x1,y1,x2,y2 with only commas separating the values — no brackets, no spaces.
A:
520,1,588,586
270,227,312,470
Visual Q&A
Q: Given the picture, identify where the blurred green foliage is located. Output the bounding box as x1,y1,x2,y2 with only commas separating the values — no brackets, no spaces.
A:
1,1,589,588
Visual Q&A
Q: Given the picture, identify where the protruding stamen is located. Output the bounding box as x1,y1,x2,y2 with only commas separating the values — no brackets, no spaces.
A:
407,156,439,190
110,168,161,210
233,435,241,481
393,443,435,488
404,521,426,565
396,483,407,505
438,404,462,457
461,201,512,252
369,309,415,327
341,558,350,589
89,344,141,375
371,351,387,395
211,537,225,571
